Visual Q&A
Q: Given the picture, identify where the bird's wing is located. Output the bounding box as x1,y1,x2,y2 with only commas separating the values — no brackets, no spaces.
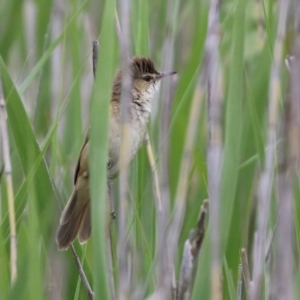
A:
74,132,89,185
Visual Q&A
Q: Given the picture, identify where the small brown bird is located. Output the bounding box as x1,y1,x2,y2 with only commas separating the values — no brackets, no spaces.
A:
56,56,176,250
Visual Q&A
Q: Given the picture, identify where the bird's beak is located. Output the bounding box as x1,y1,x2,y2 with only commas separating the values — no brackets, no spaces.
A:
157,71,177,79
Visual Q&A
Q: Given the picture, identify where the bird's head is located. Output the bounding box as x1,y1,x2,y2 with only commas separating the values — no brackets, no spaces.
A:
111,56,176,102
130,56,176,98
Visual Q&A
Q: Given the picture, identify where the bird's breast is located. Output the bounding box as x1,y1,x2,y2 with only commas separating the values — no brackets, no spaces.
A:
108,106,149,178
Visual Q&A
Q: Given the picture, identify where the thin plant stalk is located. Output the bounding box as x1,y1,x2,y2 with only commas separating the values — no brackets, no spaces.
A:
145,133,162,212
166,79,204,297
156,0,178,295
92,40,99,79
270,3,300,299
289,6,300,188
70,245,94,300
0,77,17,284
177,200,208,300
117,0,132,298
252,1,289,298
236,264,242,300
168,84,203,251
92,39,116,300
89,0,115,296
241,248,252,300
54,178,94,298
205,0,223,298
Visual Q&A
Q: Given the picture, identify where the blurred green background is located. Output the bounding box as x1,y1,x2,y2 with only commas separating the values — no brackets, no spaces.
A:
0,0,298,299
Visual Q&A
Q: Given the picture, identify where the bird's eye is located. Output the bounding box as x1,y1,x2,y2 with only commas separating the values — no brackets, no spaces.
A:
143,75,152,82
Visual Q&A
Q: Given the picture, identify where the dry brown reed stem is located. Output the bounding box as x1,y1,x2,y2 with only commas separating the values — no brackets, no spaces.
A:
0,77,17,284
92,40,99,79
0,164,4,181
252,1,289,299
62,235,94,298
70,245,94,300
117,1,132,298
177,200,208,300
205,0,223,299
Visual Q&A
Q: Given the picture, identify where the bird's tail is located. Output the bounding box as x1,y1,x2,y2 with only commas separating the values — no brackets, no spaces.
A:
56,191,91,251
